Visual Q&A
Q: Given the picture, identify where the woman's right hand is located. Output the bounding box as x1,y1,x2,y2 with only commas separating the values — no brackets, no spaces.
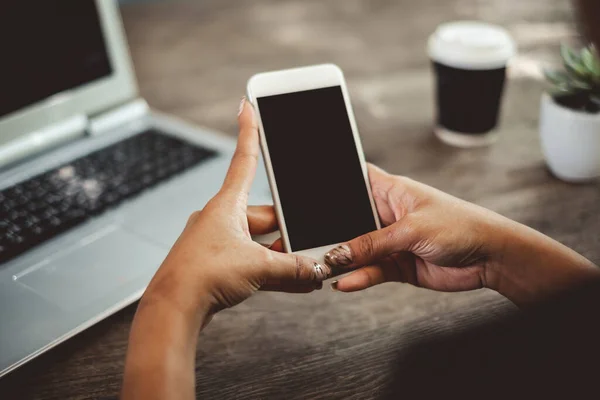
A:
325,164,599,306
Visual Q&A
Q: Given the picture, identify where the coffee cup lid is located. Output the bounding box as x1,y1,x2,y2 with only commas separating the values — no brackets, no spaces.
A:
428,21,516,70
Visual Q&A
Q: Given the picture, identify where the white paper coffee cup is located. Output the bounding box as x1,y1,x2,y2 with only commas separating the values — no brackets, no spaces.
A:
428,21,516,147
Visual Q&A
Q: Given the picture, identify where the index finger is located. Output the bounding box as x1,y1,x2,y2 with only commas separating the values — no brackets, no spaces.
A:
221,98,260,197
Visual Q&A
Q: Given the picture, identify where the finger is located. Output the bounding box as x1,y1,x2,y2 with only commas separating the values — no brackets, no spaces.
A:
366,162,391,180
269,238,284,252
366,163,398,194
366,164,398,226
332,253,413,292
257,238,283,251
221,98,260,197
324,218,417,270
248,205,278,235
332,265,386,292
263,251,332,283
261,282,323,293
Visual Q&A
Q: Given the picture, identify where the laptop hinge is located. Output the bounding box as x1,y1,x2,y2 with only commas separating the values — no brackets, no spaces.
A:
88,98,149,136
0,115,87,169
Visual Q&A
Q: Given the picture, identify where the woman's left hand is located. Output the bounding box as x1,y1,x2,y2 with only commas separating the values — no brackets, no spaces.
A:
122,99,330,400
142,99,330,318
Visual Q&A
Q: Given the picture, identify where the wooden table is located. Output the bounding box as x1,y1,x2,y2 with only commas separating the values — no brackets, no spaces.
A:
2,0,598,398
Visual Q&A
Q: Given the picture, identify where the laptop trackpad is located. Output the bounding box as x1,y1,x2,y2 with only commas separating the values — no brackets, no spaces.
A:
15,226,166,311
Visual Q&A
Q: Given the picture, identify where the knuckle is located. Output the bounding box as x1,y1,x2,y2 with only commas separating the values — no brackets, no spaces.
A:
292,254,305,281
357,233,376,257
258,246,317,283
186,210,202,225
385,226,399,244
205,195,223,210
398,215,419,246
287,254,315,282
260,247,276,265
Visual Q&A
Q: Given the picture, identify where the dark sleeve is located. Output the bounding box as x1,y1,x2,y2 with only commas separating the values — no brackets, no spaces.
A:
385,281,600,399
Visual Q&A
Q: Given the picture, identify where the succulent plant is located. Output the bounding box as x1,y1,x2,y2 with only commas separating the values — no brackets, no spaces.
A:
544,44,600,113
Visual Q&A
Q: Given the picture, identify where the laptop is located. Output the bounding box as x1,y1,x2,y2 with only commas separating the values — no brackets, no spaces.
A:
0,0,271,377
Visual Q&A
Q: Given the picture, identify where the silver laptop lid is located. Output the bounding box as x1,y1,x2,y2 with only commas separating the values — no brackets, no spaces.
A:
0,0,137,161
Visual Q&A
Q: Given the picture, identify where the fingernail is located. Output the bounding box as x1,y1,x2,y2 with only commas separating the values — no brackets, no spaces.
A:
313,262,331,282
324,244,352,268
314,282,323,290
330,280,339,291
237,96,246,117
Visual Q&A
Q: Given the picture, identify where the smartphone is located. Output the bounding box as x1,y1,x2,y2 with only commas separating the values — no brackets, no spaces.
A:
247,64,381,263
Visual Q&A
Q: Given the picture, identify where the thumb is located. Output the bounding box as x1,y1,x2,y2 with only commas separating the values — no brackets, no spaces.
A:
324,220,416,269
263,251,331,283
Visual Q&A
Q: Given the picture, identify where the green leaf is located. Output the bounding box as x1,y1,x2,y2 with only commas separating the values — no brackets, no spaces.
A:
568,79,592,90
544,68,591,91
582,47,600,76
549,87,576,98
561,44,589,79
544,69,570,85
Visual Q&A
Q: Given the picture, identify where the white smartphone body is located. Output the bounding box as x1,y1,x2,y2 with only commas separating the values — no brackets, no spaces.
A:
247,64,381,264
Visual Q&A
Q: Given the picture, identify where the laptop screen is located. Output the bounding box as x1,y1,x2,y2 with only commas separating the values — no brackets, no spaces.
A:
0,1,113,118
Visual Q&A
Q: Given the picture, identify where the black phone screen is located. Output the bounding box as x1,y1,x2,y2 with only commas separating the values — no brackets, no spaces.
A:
257,86,378,251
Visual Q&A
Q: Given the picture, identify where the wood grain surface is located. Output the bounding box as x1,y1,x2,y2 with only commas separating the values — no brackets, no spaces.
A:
2,0,598,399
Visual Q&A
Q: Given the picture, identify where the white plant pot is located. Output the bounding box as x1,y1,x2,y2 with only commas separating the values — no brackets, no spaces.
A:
539,93,600,182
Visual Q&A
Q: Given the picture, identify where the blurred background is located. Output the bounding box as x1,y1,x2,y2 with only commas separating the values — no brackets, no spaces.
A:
119,0,576,139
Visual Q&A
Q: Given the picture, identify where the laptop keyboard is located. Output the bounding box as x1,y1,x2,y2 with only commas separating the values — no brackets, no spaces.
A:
0,129,217,265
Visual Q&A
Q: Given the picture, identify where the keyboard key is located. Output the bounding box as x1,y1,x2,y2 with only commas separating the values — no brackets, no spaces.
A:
0,129,217,265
